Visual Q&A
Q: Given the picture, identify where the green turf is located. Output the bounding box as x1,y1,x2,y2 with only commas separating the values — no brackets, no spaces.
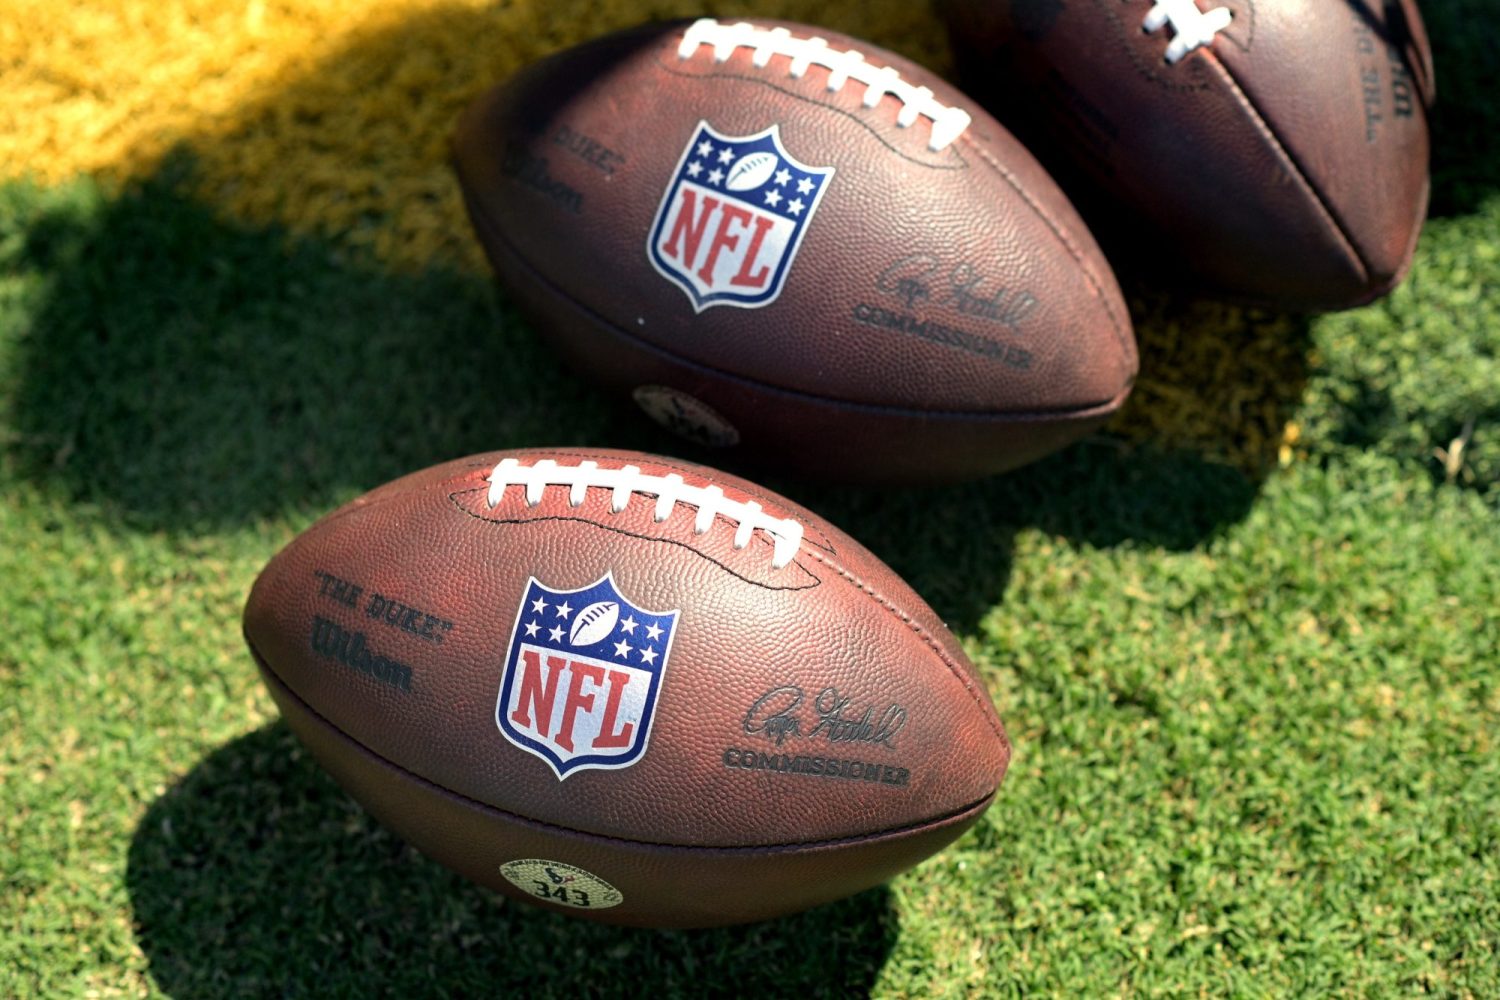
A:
3,7,1498,997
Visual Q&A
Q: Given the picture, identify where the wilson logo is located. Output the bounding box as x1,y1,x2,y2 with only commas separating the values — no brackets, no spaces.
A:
308,616,413,693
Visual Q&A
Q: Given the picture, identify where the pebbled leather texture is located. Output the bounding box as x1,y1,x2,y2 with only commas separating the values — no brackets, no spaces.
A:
943,0,1433,310
451,19,1136,483
242,448,1012,926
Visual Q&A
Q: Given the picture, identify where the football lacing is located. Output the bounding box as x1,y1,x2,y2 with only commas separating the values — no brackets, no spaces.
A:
675,18,972,153
1138,0,1233,64
486,457,805,569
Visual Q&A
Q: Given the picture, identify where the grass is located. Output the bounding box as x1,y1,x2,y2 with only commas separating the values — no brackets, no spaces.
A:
3,0,1498,996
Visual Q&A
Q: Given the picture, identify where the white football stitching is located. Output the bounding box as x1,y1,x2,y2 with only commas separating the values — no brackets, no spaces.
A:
486,458,805,570
1139,0,1233,64
570,601,620,646
676,18,971,152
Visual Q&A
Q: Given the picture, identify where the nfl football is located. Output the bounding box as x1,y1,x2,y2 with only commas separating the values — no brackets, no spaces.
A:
242,448,1011,927
451,18,1136,484
942,0,1435,310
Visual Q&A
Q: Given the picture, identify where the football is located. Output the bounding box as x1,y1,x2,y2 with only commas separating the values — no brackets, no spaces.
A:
242,448,1012,927
451,18,1137,484
942,0,1435,310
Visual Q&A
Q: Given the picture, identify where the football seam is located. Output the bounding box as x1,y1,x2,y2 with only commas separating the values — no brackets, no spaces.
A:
445,491,826,593
270,450,842,577
800,547,1011,748
251,636,998,853
673,19,972,154
487,447,842,555
655,59,966,170
954,129,1134,362
459,182,1133,421
1204,53,1371,287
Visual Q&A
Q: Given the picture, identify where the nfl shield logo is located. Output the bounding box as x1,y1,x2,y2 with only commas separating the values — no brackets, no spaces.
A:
495,573,679,780
647,121,834,312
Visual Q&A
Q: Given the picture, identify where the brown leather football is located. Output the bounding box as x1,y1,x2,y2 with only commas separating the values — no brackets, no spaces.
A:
451,18,1135,484
942,0,1434,310
242,448,1011,927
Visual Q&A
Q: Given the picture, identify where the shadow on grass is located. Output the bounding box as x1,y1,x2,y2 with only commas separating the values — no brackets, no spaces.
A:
4,0,1490,559
1,5,1311,988
1423,0,1500,218
3,158,664,529
2,161,1275,633
763,442,1265,634
127,724,898,999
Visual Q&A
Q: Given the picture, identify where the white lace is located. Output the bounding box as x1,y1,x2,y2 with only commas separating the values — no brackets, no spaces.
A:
486,457,805,569
676,18,972,152
1139,0,1233,64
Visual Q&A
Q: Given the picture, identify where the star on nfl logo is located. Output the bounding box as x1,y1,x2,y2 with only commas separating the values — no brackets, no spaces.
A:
496,573,679,780
647,121,834,312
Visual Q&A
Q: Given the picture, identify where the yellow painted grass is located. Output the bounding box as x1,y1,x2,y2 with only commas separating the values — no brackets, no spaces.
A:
3,0,949,269
2,0,1297,470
